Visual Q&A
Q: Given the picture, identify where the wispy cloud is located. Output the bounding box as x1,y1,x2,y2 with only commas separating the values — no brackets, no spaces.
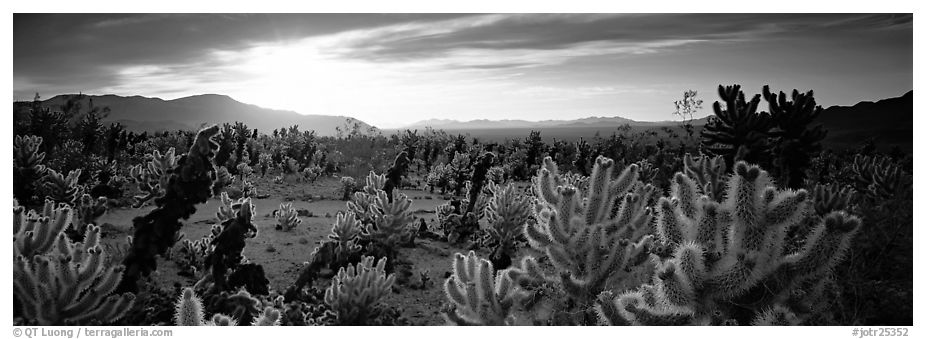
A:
13,14,912,127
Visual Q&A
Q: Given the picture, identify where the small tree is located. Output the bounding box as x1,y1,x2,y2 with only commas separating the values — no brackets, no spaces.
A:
673,90,703,141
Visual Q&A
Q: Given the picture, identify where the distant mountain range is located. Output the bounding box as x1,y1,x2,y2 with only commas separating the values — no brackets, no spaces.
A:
15,94,372,136
401,116,709,130
13,90,911,151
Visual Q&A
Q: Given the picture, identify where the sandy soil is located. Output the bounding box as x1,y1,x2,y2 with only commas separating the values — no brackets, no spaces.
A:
96,175,488,325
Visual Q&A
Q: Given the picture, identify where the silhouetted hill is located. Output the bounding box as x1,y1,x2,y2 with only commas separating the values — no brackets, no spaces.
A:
817,91,912,151
20,93,372,136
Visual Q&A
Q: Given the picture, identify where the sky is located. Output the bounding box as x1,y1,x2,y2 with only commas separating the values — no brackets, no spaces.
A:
13,13,913,128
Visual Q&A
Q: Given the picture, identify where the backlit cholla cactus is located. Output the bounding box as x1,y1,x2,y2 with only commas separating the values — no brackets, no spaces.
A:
811,183,855,215
14,135,48,204
72,193,108,237
41,168,83,205
346,172,387,222
596,162,861,325
328,212,363,265
443,251,531,325
324,256,396,325
13,200,135,325
850,154,911,201
213,166,233,194
174,287,279,326
274,202,302,231
339,176,357,201
128,147,176,208
362,190,417,248
683,153,727,200
523,156,654,306
483,183,531,269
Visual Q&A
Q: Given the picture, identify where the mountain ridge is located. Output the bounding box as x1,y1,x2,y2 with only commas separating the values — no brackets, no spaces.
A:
16,93,372,136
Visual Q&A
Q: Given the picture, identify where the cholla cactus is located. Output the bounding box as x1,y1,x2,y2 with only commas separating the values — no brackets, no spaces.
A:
281,156,300,174
346,171,387,221
41,168,83,204
339,176,357,201
328,212,363,264
524,156,654,305
213,166,233,194
274,202,302,231
324,256,396,325
598,161,861,325
174,287,280,326
443,251,531,325
236,162,253,179
13,200,135,325
203,197,258,293
361,191,417,251
14,135,48,204
257,153,273,177
127,147,176,207
850,154,911,201
302,165,322,183
683,153,727,200
72,193,108,237
121,125,220,293
483,183,531,268
486,165,506,184
812,183,855,215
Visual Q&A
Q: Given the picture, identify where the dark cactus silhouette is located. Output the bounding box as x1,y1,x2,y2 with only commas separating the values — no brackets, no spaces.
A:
118,125,220,293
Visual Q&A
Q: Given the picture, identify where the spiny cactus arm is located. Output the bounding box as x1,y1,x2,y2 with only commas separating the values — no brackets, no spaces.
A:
683,153,727,200
323,256,396,325
443,251,529,325
811,183,855,216
252,307,282,326
782,212,860,282
73,194,108,234
174,288,205,325
608,184,655,241
14,240,135,324
752,305,800,325
42,168,83,204
14,200,73,257
14,135,47,169
611,289,694,325
206,314,239,326
369,190,414,234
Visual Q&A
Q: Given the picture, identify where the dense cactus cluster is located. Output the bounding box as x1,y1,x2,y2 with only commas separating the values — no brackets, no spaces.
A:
13,200,135,325
10,81,910,326
323,256,396,325
596,162,861,325
174,288,280,326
